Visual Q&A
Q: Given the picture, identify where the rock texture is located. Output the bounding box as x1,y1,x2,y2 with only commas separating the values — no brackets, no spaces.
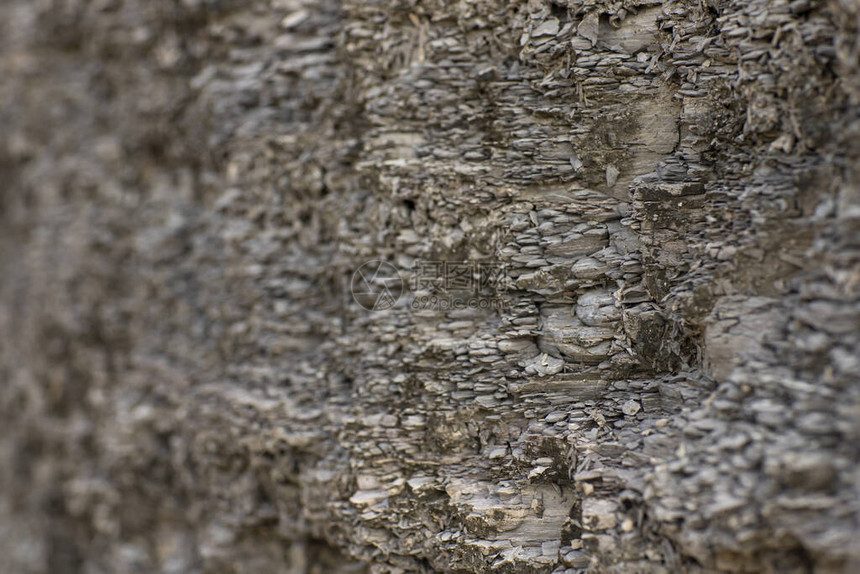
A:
1,0,858,573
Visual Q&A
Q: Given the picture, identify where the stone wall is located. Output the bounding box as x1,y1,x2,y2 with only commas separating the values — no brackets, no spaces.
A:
1,0,858,572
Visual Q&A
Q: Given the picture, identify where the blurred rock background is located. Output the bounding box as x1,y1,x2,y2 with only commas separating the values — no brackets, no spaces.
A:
0,0,858,572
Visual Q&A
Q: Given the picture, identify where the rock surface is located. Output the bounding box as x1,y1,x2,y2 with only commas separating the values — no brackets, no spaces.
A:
1,0,858,573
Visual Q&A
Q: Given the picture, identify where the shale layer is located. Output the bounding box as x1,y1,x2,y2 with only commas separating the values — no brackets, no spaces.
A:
1,0,858,572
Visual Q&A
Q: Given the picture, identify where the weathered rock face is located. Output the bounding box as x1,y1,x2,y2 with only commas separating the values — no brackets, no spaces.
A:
1,0,858,573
